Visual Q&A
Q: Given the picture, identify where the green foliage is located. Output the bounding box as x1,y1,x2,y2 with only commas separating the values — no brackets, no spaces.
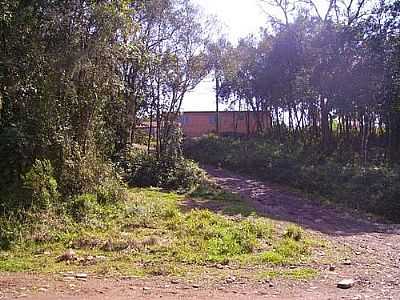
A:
0,187,318,277
0,216,24,250
185,136,400,221
174,210,262,262
68,193,100,222
0,0,209,220
284,225,304,242
23,159,59,210
117,147,205,193
0,126,29,190
96,178,128,204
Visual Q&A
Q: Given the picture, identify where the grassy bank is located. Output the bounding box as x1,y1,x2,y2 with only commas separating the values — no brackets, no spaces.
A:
184,135,400,222
0,184,324,281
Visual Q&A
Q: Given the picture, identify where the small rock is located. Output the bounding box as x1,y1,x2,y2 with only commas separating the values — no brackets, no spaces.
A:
63,277,75,281
143,287,151,291
192,284,200,288
225,276,236,284
329,265,336,271
171,279,179,284
216,264,224,269
17,294,28,298
77,278,87,282
269,283,274,288
337,279,355,289
75,273,88,279
343,260,352,266
57,249,76,262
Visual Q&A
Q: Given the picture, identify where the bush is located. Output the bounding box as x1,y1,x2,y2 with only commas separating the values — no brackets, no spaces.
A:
60,142,121,197
0,126,30,190
284,225,303,241
95,177,128,204
68,193,100,221
23,159,59,210
0,216,24,250
115,146,205,193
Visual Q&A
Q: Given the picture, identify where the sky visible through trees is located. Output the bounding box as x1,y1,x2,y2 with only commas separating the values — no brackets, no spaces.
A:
185,0,332,111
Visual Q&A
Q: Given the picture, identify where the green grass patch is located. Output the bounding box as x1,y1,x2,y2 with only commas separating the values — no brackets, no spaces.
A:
188,183,255,216
258,267,318,280
0,186,323,281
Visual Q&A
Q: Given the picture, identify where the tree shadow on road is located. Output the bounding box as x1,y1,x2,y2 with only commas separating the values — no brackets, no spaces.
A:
196,166,400,237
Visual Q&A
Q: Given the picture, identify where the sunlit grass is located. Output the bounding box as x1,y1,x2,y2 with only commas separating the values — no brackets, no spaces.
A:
0,185,325,281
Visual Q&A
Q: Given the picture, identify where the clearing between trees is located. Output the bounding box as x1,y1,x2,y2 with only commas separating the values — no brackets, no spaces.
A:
1,166,399,300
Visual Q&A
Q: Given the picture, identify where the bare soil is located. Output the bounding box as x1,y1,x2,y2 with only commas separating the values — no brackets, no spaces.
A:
2,166,400,300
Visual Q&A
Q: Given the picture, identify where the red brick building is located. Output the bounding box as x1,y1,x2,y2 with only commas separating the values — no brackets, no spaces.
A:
180,111,271,137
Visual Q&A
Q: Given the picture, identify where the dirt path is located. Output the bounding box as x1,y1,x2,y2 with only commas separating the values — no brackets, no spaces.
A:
206,166,400,299
2,166,400,299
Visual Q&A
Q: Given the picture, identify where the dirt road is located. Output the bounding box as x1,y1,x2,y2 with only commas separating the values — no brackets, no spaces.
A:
1,166,400,299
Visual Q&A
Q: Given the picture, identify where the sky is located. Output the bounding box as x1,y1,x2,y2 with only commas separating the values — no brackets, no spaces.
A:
182,0,267,112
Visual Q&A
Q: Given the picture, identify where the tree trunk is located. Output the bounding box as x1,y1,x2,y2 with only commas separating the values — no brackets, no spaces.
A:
215,76,220,134
321,97,330,152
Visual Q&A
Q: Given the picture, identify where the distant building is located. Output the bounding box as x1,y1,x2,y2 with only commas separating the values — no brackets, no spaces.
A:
180,111,271,137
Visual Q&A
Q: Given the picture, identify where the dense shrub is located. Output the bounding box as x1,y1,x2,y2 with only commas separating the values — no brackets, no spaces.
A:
22,159,60,210
115,147,205,193
0,126,30,191
184,135,400,221
60,143,119,196
0,216,24,250
68,193,101,222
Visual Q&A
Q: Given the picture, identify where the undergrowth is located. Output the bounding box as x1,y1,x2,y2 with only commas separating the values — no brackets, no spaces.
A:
184,135,400,221
0,186,322,280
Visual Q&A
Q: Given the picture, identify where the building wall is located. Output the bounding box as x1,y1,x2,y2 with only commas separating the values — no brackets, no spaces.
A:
181,111,271,137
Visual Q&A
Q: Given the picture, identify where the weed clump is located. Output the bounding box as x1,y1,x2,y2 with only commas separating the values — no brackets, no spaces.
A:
284,225,303,241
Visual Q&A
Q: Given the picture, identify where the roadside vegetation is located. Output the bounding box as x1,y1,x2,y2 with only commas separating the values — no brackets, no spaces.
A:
192,0,400,222
185,135,400,221
1,0,398,289
0,184,323,281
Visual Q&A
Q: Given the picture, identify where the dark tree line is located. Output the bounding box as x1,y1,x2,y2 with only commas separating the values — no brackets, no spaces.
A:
213,0,400,163
0,0,210,201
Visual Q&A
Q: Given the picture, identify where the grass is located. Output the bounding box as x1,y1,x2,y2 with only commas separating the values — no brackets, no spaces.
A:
258,267,318,281
0,184,326,282
187,183,255,216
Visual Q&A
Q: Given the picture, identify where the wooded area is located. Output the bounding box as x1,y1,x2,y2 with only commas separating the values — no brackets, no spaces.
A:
213,0,400,164
1,0,211,213
0,0,399,223
1,1,400,298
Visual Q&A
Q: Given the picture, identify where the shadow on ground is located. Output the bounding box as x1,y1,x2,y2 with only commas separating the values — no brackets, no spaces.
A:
196,165,400,237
